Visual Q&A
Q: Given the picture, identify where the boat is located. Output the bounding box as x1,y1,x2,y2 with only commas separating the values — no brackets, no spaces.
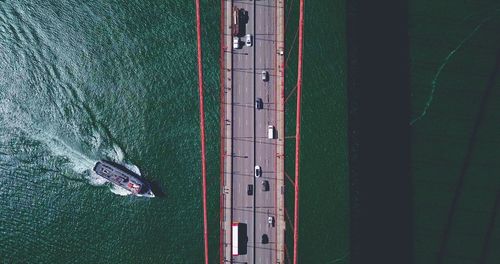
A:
93,160,155,198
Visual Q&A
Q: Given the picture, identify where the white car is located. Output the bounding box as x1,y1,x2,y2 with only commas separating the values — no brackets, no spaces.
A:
254,165,261,178
245,34,252,47
233,37,240,49
268,216,274,227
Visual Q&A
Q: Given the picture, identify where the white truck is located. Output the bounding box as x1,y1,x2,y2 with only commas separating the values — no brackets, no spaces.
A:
268,125,274,139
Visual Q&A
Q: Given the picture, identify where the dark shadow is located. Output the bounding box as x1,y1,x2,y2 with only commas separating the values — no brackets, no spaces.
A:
149,180,166,198
437,47,500,263
234,8,247,37
478,186,500,264
347,0,413,263
239,223,248,255
261,234,269,244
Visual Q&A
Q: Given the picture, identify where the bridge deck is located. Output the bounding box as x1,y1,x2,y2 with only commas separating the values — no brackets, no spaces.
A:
221,0,285,263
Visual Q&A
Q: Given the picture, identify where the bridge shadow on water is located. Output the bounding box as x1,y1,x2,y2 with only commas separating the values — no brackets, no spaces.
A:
347,0,412,263
438,47,500,264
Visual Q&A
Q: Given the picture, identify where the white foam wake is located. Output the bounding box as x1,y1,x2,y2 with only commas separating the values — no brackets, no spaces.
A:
87,171,108,186
410,14,498,125
0,97,140,197
110,185,133,196
34,132,97,174
124,164,141,176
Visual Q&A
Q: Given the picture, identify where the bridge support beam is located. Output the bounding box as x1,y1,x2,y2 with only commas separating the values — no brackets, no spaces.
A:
293,0,305,263
195,0,209,263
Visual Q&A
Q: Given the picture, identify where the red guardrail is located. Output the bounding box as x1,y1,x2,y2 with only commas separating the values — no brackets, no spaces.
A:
293,0,304,263
194,0,209,263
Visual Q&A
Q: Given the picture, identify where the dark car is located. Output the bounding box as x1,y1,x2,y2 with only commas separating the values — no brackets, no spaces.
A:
261,180,269,191
261,70,268,82
247,184,253,195
261,234,269,244
255,98,263,110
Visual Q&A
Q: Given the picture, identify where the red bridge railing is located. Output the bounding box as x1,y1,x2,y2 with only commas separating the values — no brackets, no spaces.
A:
194,0,209,263
293,0,304,263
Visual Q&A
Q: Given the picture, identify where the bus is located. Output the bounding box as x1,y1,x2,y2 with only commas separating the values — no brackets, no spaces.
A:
232,222,239,256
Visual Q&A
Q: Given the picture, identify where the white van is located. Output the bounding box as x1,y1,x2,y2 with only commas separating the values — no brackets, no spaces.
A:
233,37,240,49
245,34,252,47
268,125,274,139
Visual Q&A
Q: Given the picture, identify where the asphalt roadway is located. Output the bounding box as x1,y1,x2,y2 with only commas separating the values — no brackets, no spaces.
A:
231,0,277,263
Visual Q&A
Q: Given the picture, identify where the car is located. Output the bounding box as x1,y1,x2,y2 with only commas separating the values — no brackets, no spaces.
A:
267,125,274,139
245,34,252,47
261,234,269,244
255,98,263,109
254,165,261,178
233,36,240,49
268,216,275,227
261,70,268,81
261,180,269,191
247,184,253,195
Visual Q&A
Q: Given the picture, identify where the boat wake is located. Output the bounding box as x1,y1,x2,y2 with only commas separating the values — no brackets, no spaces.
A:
40,134,142,196
110,185,133,196
0,14,144,197
36,132,141,196
410,12,499,125
0,97,141,196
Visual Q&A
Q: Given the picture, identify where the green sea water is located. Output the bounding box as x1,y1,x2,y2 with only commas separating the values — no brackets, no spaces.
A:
0,0,349,263
410,1,500,263
0,0,220,262
284,1,349,263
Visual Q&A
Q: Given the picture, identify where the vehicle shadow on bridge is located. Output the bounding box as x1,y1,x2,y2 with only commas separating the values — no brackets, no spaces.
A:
225,103,284,113
347,0,413,263
226,206,277,216
228,136,280,146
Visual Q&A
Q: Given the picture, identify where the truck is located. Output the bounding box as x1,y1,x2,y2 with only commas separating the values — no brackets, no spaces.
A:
268,125,275,139
232,7,240,36
232,222,239,256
